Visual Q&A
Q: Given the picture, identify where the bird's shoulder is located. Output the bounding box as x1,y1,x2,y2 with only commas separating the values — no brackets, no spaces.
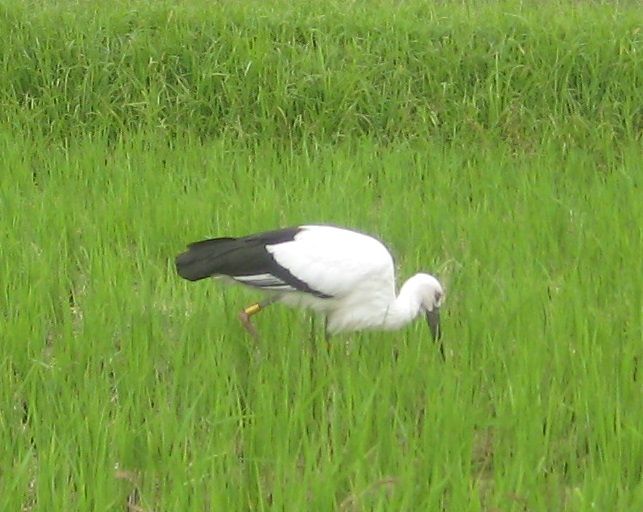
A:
293,225,392,265
264,226,395,296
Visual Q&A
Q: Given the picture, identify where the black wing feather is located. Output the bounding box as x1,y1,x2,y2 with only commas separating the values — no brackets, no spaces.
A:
175,227,331,298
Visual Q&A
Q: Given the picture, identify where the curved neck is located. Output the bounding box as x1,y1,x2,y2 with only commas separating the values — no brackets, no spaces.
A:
381,275,424,330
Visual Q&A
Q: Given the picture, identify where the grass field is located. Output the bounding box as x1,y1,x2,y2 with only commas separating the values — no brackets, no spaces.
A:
1,1,641,511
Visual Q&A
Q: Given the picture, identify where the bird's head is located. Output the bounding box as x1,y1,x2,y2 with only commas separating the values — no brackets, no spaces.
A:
414,273,444,342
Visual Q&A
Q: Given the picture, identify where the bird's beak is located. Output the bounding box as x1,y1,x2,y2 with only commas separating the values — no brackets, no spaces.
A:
426,307,444,360
425,307,441,342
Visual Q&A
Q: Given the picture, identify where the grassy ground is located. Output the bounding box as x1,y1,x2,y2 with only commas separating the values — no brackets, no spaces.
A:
1,1,641,511
1,0,640,144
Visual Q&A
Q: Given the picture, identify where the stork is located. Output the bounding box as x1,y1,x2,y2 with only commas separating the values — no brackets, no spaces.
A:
176,225,443,349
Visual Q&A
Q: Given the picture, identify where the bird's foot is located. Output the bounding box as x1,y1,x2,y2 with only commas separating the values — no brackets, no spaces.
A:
238,310,260,340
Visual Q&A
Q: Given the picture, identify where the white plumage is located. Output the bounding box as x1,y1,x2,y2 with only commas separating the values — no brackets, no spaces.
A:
176,225,444,342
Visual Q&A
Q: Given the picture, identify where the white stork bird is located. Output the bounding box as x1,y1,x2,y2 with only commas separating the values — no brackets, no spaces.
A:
176,225,444,347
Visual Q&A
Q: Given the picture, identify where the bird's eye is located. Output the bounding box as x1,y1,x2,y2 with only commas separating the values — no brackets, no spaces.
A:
434,290,443,304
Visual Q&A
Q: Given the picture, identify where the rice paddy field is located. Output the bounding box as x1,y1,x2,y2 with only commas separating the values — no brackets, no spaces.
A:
1,1,641,510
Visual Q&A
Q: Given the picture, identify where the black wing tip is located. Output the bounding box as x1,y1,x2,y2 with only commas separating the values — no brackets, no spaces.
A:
175,237,237,281
186,237,235,249
175,252,208,281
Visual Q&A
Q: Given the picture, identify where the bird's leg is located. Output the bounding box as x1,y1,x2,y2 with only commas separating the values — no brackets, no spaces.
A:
238,305,260,340
238,297,277,339
309,315,316,343
437,340,446,362
324,317,332,350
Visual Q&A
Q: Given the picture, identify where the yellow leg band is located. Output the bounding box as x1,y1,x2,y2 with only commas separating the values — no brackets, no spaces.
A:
244,303,261,316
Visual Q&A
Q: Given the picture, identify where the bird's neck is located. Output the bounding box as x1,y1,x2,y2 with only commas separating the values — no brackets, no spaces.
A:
382,275,424,330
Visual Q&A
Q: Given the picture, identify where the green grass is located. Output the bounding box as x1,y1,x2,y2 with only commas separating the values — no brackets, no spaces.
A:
1,0,640,144
1,1,641,511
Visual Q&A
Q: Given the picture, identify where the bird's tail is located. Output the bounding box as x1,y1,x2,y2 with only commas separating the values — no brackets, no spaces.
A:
175,237,237,281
